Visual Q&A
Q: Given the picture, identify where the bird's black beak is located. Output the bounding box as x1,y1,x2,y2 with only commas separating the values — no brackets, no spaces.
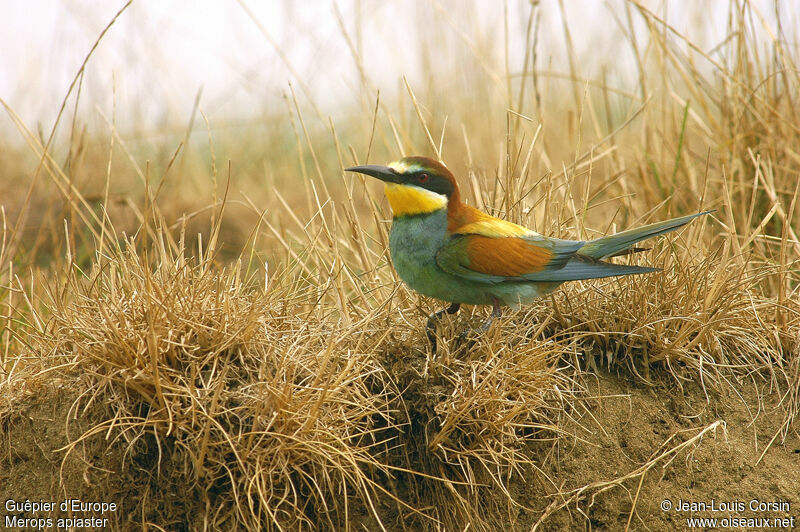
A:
344,164,403,184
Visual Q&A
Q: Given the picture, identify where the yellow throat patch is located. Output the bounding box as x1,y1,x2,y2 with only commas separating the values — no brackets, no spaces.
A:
384,183,448,217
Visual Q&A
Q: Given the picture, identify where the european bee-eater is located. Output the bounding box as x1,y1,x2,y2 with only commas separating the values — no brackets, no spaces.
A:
346,156,710,347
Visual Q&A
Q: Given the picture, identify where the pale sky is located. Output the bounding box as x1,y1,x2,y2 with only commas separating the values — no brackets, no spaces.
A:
0,1,794,138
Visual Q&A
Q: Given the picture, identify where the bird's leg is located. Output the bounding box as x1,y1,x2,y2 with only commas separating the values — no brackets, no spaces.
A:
480,298,503,333
458,298,502,342
426,302,461,348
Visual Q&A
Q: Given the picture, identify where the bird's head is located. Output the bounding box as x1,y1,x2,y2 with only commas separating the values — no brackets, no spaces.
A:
346,156,459,217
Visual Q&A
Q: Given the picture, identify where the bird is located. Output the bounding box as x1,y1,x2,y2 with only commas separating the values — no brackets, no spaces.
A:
345,156,711,348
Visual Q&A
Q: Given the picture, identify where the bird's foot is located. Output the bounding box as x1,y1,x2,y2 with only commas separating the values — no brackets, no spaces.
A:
425,302,461,351
456,299,502,346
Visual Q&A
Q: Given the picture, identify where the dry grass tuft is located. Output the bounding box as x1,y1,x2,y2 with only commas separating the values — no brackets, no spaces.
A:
534,236,797,387
29,234,403,529
377,329,570,530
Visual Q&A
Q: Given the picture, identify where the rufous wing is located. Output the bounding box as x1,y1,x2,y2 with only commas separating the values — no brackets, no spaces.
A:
435,233,585,284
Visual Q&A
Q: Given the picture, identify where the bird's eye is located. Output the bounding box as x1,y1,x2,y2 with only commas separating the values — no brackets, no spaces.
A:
418,173,430,183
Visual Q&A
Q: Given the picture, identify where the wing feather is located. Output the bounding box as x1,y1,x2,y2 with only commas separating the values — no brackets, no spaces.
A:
435,233,585,284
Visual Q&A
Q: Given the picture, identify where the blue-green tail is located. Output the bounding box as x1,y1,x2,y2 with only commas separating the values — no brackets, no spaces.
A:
520,210,712,282
577,210,713,260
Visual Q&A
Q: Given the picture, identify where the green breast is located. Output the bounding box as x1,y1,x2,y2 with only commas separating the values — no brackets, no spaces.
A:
389,210,489,304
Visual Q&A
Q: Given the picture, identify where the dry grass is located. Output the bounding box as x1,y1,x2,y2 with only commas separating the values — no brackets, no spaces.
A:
31,235,401,529
2,1,800,530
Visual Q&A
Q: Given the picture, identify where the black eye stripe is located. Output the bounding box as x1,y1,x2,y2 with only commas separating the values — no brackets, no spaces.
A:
407,172,454,197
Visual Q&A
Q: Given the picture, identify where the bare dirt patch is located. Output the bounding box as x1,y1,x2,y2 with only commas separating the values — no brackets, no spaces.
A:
519,371,800,531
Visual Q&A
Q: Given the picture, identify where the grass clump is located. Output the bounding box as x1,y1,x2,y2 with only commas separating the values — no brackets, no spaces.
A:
30,229,402,529
379,326,569,530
